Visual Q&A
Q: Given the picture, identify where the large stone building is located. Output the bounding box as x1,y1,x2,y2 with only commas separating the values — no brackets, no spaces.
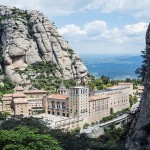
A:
88,94,110,123
95,83,132,113
1,89,47,116
44,82,132,128
1,82,132,130
46,94,69,117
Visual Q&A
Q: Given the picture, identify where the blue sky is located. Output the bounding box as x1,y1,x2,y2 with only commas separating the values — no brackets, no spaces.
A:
0,0,149,54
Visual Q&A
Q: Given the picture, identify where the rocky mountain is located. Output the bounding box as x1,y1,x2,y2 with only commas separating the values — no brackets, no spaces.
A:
0,5,88,89
126,24,150,149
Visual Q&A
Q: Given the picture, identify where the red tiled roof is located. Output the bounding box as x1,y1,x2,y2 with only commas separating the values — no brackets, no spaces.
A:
13,93,26,98
89,94,109,101
23,90,47,94
13,98,28,104
3,94,12,97
2,97,12,101
48,94,69,100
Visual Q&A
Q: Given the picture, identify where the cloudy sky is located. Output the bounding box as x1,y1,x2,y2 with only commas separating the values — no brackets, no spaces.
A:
0,0,149,54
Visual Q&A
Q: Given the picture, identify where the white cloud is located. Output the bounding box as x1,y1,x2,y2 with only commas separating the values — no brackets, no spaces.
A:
59,20,144,44
100,28,127,44
83,0,150,19
58,21,148,54
124,22,148,35
0,0,148,54
83,21,107,36
58,20,107,37
58,24,84,36
0,0,150,20
0,0,91,17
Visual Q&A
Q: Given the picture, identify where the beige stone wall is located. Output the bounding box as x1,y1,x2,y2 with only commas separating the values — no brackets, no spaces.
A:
47,98,69,117
28,98,43,108
107,91,130,112
69,87,89,123
12,100,29,117
2,97,13,114
28,98,44,115
89,98,109,123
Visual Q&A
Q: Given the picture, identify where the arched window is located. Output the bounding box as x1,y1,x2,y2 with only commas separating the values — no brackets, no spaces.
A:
57,112,60,116
62,113,65,116
62,102,66,110
52,101,55,108
57,101,60,109
67,113,69,117
52,111,55,115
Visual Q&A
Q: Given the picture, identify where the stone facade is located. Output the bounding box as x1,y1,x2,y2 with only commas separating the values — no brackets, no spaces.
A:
1,89,47,116
46,94,69,117
69,86,89,123
1,82,132,130
89,95,110,123
45,83,132,129
95,84,131,113
1,94,13,114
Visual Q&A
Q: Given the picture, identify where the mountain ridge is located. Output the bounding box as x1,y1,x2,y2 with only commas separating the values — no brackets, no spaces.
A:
0,5,88,90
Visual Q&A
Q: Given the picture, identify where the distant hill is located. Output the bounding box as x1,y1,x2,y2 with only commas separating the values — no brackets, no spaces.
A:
81,54,142,79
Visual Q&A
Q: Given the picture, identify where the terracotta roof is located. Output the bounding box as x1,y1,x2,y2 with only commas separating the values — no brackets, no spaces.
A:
2,97,12,101
89,94,110,101
48,94,69,100
3,94,12,97
13,93,26,98
23,90,47,94
13,98,28,104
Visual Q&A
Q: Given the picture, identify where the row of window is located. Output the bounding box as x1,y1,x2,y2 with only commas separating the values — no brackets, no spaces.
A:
51,101,66,109
111,99,128,105
70,89,88,95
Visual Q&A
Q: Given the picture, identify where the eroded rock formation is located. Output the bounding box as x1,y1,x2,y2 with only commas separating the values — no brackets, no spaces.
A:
0,5,88,87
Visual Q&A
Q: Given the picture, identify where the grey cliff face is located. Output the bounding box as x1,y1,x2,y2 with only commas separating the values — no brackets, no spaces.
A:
126,23,150,150
0,5,88,86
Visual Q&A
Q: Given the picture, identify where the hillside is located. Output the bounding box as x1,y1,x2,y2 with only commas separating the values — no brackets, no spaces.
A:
0,5,88,91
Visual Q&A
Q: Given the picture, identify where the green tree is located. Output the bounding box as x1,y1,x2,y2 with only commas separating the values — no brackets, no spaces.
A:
110,107,114,115
0,117,48,134
129,95,137,107
83,123,89,129
0,126,62,150
48,129,90,150
135,50,147,81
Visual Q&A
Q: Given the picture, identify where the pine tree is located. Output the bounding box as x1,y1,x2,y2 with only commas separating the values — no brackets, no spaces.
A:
135,49,147,81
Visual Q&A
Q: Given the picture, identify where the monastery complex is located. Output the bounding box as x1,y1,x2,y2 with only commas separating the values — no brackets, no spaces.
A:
0,82,133,130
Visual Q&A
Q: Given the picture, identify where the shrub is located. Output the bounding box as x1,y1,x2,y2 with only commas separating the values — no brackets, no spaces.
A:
83,123,89,129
